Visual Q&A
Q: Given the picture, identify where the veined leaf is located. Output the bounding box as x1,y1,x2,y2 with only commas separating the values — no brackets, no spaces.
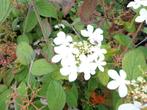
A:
122,49,147,80
47,80,66,110
0,0,12,23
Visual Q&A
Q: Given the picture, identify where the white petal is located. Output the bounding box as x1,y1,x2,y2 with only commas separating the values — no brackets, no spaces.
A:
68,73,77,82
140,8,147,16
118,84,128,98
127,2,141,9
127,2,135,7
134,101,142,108
84,73,91,80
145,19,147,24
101,49,107,54
98,65,104,72
107,80,119,90
108,69,120,80
54,45,67,54
66,35,72,42
119,70,127,79
81,30,89,37
141,1,147,6
60,67,70,76
79,54,87,61
54,31,66,45
118,103,140,110
135,16,145,23
94,28,103,35
51,55,61,63
87,25,94,33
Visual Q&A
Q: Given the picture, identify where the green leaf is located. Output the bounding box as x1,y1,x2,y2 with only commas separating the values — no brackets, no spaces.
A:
137,46,147,59
124,21,136,32
122,49,147,80
16,82,27,110
47,80,66,110
143,27,147,34
0,85,7,94
17,34,30,44
98,72,109,86
3,70,14,86
88,78,98,92
23,8,38,33
0,89,11,110
36,0,57,18
66,84,78,108
31,59,56,76
17,82,27,97
16,42,35,65
0,0,12,23
113,34,133,48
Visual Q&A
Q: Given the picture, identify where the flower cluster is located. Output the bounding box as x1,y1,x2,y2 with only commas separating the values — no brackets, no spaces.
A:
107,69,147,110
127,0,147,24
52,25,107,82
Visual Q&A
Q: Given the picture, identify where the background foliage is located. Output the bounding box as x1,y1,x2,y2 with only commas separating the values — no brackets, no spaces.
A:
0,0,147,110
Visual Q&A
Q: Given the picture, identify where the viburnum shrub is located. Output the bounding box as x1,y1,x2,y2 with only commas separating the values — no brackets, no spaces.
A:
0,0,147,110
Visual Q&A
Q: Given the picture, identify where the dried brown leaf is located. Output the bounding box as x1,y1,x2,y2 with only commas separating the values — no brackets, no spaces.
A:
49,0,75,16
78,0,99,24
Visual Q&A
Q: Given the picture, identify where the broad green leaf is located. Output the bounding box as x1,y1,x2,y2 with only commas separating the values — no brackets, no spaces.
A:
17,82,27,96
23,9,38,33
0,85,7,94
15,66,28,83
47,80,66,110
66,84,78,108
36,0,57,18
0,0,12,23
137,46,147,59
122,49,147,80
3,71,14,86
124,21,136,32
16,42,35,65
113,34,133,48
51,71,67,80
17,34,30,44
87,78,98,92
143,27,147,34
0,89,11,110
98,72,109,86
31,59,56,76
16,82,27,110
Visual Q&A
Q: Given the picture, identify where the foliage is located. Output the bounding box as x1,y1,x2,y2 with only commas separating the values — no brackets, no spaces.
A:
0,0,147,110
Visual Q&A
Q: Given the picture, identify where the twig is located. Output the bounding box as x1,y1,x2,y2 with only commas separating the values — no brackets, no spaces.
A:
132,22,144,43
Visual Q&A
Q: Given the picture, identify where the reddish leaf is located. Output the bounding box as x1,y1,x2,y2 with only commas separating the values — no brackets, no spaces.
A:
78,0,99,24
49,0,75,16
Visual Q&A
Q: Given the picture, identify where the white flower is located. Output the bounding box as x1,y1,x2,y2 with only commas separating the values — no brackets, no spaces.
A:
95,56,106,72
107,69,130,98
78,55,97,80
135,8,147,24
127,0,147,9
81,25,103,45
53,31,72,46
51,45,73,63
54,24,65,29
118,101,147,110
127,0,142,9
60,65,78,82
